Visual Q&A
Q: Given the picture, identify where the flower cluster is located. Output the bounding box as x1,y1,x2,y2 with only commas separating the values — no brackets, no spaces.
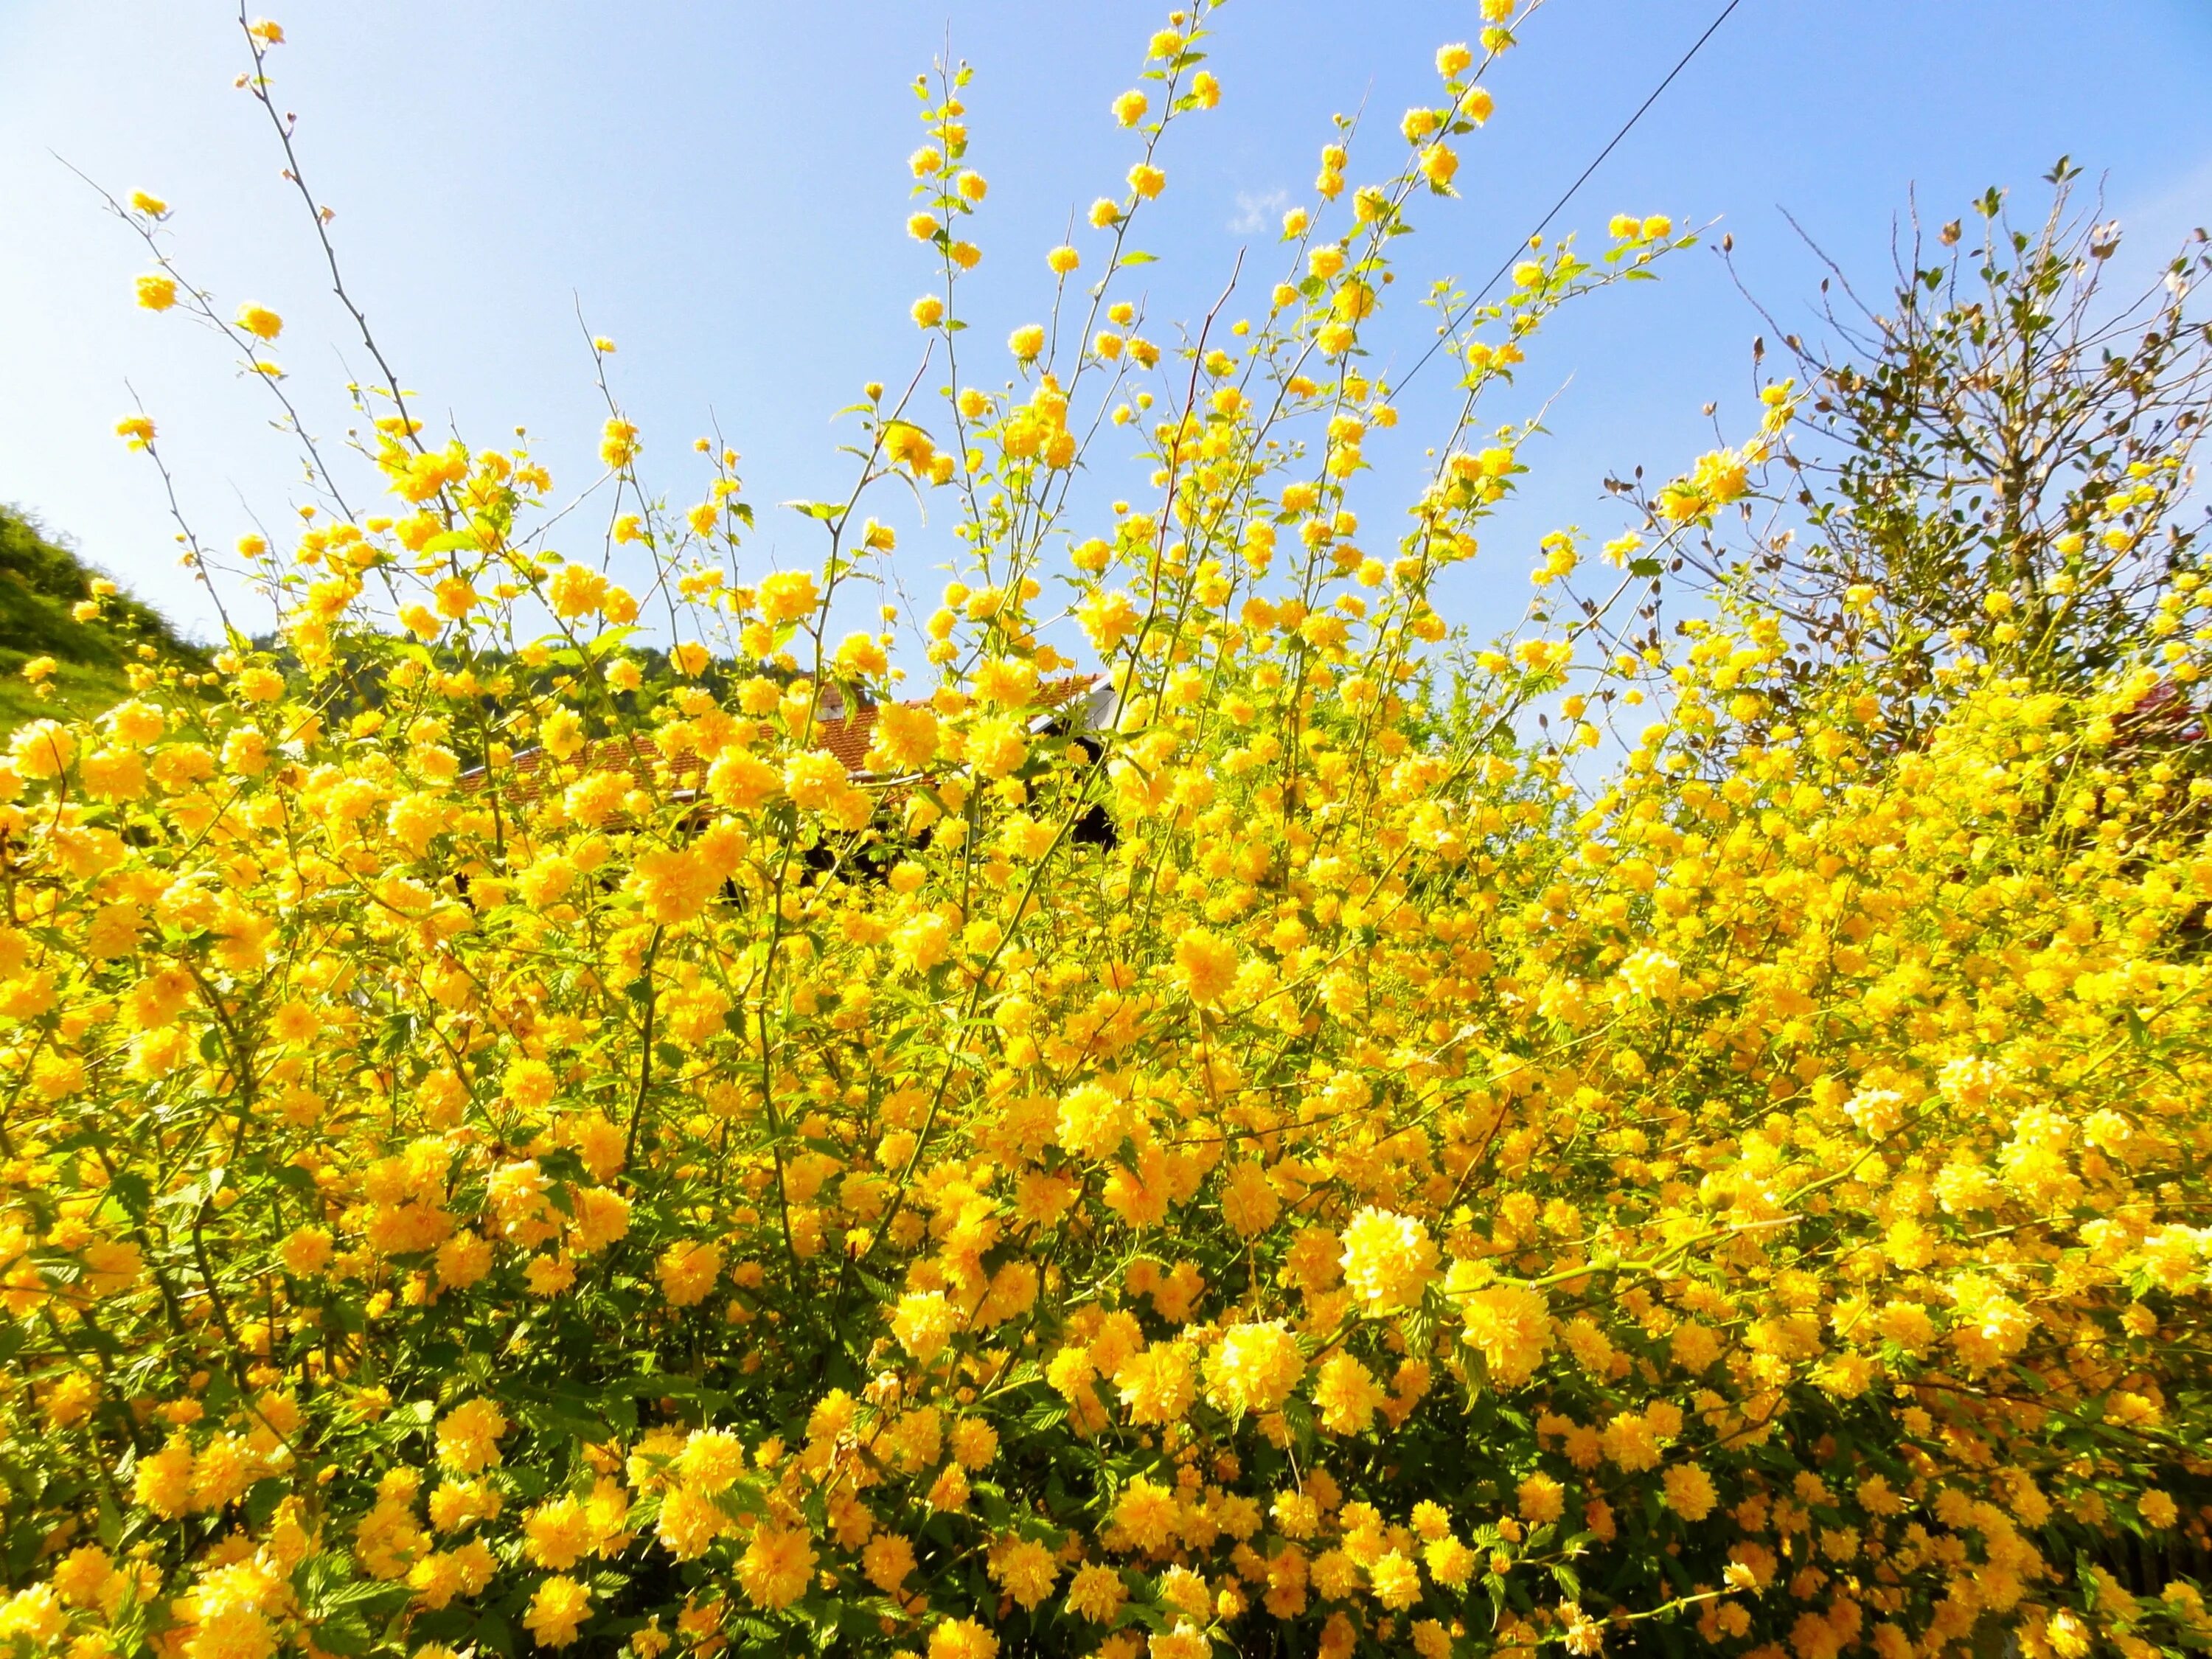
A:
4,5,2210,1659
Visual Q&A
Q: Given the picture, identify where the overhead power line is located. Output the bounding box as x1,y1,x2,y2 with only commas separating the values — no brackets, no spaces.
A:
1398,0,1743,394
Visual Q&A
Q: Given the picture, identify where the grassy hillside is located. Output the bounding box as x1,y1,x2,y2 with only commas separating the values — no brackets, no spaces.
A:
0,506,203,729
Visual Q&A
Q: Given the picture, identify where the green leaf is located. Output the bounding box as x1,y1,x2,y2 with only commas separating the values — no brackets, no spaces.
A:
311,1612,373,1656
108,1169,153,1220
246,1477,288,1530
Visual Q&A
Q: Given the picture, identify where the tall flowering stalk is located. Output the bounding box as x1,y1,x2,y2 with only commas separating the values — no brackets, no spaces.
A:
2,7,2210,1659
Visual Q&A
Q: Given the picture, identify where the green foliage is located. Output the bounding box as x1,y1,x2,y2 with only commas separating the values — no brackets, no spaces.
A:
0,505,204,728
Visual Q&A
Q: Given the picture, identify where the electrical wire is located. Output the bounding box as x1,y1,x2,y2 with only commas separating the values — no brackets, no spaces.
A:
1396,0,1744,394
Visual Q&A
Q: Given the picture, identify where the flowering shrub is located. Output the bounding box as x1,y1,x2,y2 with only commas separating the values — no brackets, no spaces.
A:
5,6,2212,1659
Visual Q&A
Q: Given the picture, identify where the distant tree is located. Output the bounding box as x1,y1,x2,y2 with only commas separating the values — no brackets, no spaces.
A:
1683,164,2212,720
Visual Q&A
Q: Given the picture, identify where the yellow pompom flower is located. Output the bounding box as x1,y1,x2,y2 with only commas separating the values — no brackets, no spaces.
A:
1340,1208,1438,1312
757,568,819,625
599,417,639,469
893,1290,961,1363
523,1576,591,1648
435,1399,509,1475
1660,1462,1718,1522
523,1495,599,1571
1206,1321,1305,1413
656,1239,724,1308
1173,927,1239,1004
736,1525,816,1610
1458,1280,1554,1388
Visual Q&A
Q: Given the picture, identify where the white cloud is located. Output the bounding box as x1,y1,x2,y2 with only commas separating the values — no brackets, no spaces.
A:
1228,187,1288,235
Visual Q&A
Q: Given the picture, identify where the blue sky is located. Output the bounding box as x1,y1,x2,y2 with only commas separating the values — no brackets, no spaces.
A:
3,0,2208,647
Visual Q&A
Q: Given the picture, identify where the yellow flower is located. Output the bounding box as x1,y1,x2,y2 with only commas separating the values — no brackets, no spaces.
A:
893,1290,960,1363
1660,1462,1717,1522
523,1576,591,1648
1340,1208,1438,1312
10,720,75,779
234,303,283,341
1114,1342,1194,1424
279,1225,333,1276
135,273,178,310
863,1532,916,1592
1128,163,1166,200
678,1429,745,1494
523,1495,599,1570
1517,1472,1565,1524
1113,1477,1180,1550
1458,1280,1553,1387
735,1525,815,1610
1172,927,1239,1004
599,417,639,469
1371,1551,1422,1610
987,1537,1059,1609
928,1618,1000,1659
757,568,819,624
1065,1563,1127,1622
1312,1351,1385,1434
835,632,889,678
1205,1321,1304,1413
435,1399,509,1474
1113,90,1149,126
